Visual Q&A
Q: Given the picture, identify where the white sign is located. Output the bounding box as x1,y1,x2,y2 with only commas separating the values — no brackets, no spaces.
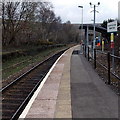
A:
107,20,117,33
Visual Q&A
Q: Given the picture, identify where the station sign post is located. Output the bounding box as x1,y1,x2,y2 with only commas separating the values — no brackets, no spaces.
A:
107,20,117,71
102,39,104,52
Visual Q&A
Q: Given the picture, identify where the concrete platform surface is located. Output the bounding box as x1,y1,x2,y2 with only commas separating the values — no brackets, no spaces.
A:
19,45,118,119
19,45,78,119
71,46,118,118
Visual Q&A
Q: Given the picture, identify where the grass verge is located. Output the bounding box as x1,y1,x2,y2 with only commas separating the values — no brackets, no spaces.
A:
2,45,72,80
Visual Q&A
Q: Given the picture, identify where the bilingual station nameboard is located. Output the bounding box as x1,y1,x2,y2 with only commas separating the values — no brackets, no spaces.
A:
107,20,117,33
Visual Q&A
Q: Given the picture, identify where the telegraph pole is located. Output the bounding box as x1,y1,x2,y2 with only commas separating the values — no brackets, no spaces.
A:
93,5,96,52
90,2,100,58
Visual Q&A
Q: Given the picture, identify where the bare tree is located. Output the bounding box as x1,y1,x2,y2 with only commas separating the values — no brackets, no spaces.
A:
2,2,38,46
2,1,78,47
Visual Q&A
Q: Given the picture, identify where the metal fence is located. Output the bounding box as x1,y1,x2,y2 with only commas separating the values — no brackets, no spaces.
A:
82,44,120,94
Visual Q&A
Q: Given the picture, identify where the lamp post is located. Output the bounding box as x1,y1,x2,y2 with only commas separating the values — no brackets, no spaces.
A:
78,6,83,44
89,2,100,57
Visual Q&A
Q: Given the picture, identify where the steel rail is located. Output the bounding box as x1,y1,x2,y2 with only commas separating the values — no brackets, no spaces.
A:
96,60,108,70
111,72,120,81
96,49,107,55
83,45,120,86
96,59,120,81
11,49,67,119
11,72,47,120
2,48,68,120
110,54,120,59
1,49,67,92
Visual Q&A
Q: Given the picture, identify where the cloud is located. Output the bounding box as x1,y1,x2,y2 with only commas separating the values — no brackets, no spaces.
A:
49,0,119,23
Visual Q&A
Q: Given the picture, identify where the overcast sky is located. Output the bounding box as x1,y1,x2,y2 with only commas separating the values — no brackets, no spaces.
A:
48,0,120,24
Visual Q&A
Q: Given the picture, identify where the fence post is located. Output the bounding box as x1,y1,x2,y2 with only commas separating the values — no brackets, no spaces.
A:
88,47,89,61
85,45,86,57
107,52,111,85
83,44,84,54
94,49,96,69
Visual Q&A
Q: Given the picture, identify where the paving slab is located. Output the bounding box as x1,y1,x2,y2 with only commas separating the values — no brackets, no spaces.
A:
54,46,78,118
20,45,78,119
26,99,56,118
25,62,65,118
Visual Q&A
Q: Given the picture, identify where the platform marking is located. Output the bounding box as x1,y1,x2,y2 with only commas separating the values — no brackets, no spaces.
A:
19,51,66,118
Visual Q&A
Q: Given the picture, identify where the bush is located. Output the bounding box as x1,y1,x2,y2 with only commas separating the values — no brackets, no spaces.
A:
38,40,54,46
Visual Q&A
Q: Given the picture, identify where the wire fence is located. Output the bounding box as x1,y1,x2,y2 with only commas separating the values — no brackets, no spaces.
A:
82,44,120,95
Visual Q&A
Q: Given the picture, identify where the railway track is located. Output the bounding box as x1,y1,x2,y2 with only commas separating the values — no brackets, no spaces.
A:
1,49,67,120
2,47,66,81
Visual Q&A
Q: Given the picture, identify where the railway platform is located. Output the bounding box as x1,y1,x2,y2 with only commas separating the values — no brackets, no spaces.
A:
19,45,118,119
